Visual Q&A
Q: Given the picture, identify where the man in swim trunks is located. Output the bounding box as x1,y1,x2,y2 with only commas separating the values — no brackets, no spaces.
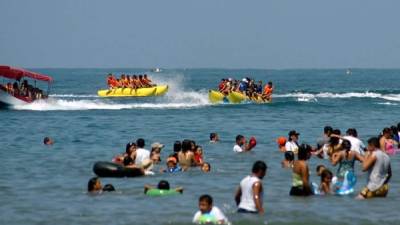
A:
357,137,391,199
235,161,267,214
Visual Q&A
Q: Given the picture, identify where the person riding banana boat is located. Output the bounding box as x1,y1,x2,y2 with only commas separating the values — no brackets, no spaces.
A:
211,77,273,103
99,73,168,97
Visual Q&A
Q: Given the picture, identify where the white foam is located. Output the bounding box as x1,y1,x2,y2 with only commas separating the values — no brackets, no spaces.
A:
49,94,99,98
275,91,400,102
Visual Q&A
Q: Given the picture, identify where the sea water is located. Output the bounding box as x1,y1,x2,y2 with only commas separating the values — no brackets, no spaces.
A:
0,69,399,225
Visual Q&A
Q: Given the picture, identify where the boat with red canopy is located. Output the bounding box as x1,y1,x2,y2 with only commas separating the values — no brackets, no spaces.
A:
0,65,53,107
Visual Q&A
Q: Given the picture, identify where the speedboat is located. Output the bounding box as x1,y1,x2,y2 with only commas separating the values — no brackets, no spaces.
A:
151,68,162,73
0,65,52,107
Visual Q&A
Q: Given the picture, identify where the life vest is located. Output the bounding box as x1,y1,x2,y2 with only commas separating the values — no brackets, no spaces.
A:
264,86,273,95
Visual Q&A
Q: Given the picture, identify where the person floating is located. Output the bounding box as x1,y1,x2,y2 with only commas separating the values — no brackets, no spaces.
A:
233,135,256,153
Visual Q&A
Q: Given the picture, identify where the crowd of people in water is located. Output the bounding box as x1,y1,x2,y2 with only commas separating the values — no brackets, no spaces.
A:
1,80,46,100
106,73,156,89
80,122,397,224
217,77,274,101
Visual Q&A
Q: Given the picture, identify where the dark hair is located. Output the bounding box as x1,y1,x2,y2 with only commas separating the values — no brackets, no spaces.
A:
157,180,170,190
324,126,333,135
321,169,333,182
397,122,400,131
43,137,51,144
102,184,115,192
203,162,211,171
390,126,398,136
382,127,391,135
199,194,213,205
88,177,99,192
173,141,182,153
181,139,191,152
236,135,244,142
252,160,267,173
284,151,295,161
124,155,134,165
330,129,341,146
136,138,145,148
126,142,136,154
298,144,312,160
368,137,380,149
346,128,358,137
316,164,326,173
341,139,352,157
210,133,216,140
268,81,272,85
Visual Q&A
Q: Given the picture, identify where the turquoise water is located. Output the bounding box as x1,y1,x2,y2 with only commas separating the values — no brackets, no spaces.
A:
1,69,399,225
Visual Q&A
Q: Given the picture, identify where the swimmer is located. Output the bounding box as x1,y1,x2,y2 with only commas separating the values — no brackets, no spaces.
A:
144,180,183,194
235,161,267,214
193,194,228,225
233,135,256,153
161,156,182,173
102,184,116,192
379,127,398,155
43,137,53,145
285,130,300,154
319,169,333,195
150,142,164,164
357,137,392,199
201,162,211,173
290,144,313,196
281,151,294,169
276,136,287,152
113,142,137,164
316,165,327,176
87,177,102,193
194,146,204,165
178,140,195,170
210,133,220,143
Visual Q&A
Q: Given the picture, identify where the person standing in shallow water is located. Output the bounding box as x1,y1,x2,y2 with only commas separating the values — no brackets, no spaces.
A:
357,137,392,199
289,144,313,196
235,161,267,214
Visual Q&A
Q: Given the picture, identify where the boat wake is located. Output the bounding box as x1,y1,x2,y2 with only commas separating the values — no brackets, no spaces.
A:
275,91,400,103
13,74,211,111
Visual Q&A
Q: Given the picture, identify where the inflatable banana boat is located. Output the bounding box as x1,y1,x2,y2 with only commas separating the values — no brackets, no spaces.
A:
97,85,168,97
208,90,271,104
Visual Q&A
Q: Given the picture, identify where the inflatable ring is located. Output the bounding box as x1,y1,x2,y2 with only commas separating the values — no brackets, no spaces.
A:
198,214,218,224
334,171,357,195
145,189,181,197
93,161,144,178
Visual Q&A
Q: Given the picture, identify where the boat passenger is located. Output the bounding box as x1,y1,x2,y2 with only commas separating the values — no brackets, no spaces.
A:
379,127,398,155
12,82,19,96
357,137,392,199
143,74,153,86
289,144,313,196
193,195,228,224
262,81,273,101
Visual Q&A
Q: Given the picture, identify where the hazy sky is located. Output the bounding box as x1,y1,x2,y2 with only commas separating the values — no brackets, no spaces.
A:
0,0,399,68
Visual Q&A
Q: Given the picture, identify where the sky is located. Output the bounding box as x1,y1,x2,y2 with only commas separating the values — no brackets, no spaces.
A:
0,0,399,69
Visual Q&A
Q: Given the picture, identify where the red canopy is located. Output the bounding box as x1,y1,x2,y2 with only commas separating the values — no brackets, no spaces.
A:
0,65,53,82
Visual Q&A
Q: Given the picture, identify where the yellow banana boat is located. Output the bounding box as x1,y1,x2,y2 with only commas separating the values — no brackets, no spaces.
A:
98,85,168,97
208,90,271,104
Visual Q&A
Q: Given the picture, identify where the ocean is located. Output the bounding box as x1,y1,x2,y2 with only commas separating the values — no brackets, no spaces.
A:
0,68,399,225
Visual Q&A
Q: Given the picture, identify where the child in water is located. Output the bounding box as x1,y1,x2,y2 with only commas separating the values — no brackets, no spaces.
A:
319,169,333,195
144,180,183,194
281,151,294,169
201,162,211,173
161,156,182,173
194,146,204,165
193,195,228,225
316,164,327,176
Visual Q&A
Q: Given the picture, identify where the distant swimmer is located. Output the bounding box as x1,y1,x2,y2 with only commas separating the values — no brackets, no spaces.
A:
43,137,54,145
144,180,183,195
233,135,257,153
201,162,211,173
193,194,229,224
210,133,220,143
87,177,115,194
346,69,352,75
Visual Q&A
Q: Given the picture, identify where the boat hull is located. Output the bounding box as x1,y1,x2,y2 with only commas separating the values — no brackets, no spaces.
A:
208,90,271,104
97,85,168,97
0,89,30,107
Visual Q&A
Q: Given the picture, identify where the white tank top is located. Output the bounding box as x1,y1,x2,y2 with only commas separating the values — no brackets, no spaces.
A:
238,175,262,212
